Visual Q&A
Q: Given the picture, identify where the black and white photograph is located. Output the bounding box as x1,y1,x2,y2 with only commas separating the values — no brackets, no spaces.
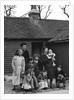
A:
0,0,74,100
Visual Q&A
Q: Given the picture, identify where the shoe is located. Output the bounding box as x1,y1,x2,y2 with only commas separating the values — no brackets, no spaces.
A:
12,88,15,91
12,86,16,91
50,86,53,89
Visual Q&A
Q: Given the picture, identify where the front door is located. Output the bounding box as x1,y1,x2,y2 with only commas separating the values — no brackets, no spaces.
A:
32,42,43,56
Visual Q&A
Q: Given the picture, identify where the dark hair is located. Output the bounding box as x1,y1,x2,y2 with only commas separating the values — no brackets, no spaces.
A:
20,43,26,47
33,54,40,59
29,57,34,61
25,71,30,75
57,65,62,68
14,50,19,56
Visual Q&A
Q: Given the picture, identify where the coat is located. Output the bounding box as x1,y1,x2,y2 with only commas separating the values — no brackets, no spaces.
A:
12,55,25,85
41,54,55,79
22,50,29,63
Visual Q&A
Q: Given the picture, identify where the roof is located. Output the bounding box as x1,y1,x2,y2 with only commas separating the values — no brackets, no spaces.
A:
4,17,69,39
48,29,69,43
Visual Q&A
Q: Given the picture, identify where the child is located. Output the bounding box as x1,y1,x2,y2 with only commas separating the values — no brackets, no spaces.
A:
30,71,39,91
55,65,66,88
37,71,48,90
27,57,39,90
47,49,56,67
21,71,34,92
33,54,43,72
33,54,42,78
12,49,25,91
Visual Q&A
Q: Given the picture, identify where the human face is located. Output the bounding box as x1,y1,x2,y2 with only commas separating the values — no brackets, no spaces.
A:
35,56,39,63
30,60,33,64
23,45,27,51
57,67,61,71
44,48,48,54
49,49,52,54
26,73,31,78
19,49,23,56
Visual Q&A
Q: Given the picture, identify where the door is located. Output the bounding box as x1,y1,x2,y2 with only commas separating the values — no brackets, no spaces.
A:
32,42,43,56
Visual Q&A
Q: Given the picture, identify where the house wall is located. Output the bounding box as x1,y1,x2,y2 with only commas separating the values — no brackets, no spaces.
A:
4,40,32,74
47,42,69,76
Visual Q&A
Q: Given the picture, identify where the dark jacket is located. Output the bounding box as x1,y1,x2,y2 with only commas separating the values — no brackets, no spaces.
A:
55,69,65,78
41,54,49,65
22,50,29,63
41,54,54,79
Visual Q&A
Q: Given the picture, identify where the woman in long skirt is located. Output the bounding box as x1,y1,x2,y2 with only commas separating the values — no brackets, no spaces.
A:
41,47,54,88
12,49,25,90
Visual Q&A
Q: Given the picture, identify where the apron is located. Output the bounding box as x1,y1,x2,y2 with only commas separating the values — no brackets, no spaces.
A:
12,66,22,85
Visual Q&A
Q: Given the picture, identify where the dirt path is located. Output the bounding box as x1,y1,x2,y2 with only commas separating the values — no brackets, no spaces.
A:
4,81,69,94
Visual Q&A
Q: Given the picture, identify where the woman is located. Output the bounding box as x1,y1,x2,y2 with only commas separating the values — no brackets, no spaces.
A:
41,47,54,88
12,49,25,91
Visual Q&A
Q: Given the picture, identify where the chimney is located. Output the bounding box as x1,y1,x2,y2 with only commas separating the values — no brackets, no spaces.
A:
28,5,40,20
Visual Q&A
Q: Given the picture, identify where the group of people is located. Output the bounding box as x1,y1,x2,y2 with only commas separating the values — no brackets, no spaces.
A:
11,43,66,92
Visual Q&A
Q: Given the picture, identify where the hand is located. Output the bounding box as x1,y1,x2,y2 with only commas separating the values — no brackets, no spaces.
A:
22,71,24,74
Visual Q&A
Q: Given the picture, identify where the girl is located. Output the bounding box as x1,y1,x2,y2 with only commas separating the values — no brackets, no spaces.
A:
12,49,25,91
21,71,34,91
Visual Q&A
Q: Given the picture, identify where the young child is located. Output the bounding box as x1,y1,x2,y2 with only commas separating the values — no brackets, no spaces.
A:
37,71,48,90
27,57,39,91
55,65,66,88
33,54,42,78
12,49,25,91
47,49,56,67
21,71,34,92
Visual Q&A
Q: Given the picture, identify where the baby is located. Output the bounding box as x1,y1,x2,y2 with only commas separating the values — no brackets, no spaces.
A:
47,49,56,66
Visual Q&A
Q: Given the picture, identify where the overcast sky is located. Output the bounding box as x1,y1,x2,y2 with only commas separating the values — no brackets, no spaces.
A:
6,4,69,20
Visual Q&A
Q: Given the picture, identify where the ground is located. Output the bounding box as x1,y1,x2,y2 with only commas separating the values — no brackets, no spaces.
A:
4,81,69,94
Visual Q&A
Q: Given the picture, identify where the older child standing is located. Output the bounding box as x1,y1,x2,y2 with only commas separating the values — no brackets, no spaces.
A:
12,49,25,91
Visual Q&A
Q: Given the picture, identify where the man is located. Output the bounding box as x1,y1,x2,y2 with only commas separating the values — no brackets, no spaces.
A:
20,43,29,64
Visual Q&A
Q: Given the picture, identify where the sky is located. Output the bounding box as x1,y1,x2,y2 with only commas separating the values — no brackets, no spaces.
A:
6,4,69,20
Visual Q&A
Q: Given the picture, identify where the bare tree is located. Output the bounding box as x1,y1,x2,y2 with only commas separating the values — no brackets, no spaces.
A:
44,5,52,19
20,5,46,18
30,5,52,19
37,5,46,18
4,5,16,17
19,5,52,19
59,5,69,18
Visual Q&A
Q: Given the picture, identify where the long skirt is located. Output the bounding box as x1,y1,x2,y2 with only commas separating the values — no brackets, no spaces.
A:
12,66,22,85
44,60,55,79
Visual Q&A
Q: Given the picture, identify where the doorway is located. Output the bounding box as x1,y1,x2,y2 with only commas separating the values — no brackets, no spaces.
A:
32,42,43,56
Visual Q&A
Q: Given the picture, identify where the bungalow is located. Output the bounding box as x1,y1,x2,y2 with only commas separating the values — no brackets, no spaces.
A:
4,7,69,75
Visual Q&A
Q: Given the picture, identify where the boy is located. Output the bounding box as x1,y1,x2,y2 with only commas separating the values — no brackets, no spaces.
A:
55,65,66,88
27,57,39,91
20,43,29,64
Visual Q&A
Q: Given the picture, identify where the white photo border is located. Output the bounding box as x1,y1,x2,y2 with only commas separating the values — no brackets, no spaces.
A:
0,0,74,100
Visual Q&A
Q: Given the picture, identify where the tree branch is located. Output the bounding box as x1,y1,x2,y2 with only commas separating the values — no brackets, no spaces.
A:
44,5,52,19
59,5,69,18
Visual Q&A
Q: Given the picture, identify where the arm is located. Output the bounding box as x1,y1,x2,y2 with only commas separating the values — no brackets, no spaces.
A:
26,50,29,63
11,57,16,71
21,57,25,73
